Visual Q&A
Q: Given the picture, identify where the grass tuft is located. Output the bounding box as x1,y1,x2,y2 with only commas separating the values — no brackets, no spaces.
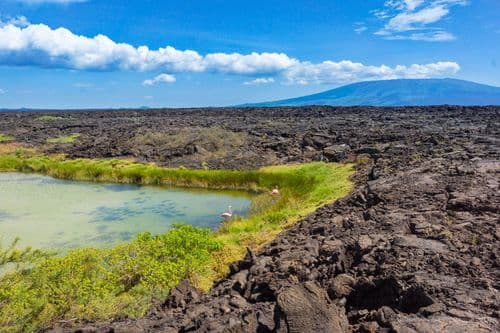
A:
46,133,80,144
36,115,64,121
0,133,15,142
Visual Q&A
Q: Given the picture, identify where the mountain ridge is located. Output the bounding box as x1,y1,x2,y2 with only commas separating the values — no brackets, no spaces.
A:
243,78,500,107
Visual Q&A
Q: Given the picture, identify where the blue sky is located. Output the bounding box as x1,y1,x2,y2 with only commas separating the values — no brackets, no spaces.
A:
0,0,498,108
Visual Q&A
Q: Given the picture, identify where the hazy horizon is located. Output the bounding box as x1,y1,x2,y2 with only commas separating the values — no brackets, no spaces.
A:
0,77,498,110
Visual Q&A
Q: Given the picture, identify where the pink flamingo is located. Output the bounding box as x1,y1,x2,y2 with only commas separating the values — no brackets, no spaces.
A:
220,205,233,220
270,186,280,196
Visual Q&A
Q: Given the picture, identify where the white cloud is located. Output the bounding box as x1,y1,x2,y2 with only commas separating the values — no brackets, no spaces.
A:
354,22,368,34
0,20,461,85
203,52,297,75
354,26,368,34
144,95,153,100
72,82,93,88
384,5,449,32
0,16,30,28
283,60,459,85
404,0,426,11
0,23,296,74
373,0,468,41
386,0,426,11
143,73,176,86
387,30,456,41
0,88,5,94
243,77,275,85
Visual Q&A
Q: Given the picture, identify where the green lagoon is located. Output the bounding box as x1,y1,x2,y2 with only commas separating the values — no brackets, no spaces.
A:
0,172,253,250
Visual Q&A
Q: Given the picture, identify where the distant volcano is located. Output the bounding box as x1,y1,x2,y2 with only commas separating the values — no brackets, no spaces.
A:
243,78,500,107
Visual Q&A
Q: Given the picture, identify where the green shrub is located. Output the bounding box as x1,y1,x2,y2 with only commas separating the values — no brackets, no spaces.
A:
0,237,49,269
0,224,220,332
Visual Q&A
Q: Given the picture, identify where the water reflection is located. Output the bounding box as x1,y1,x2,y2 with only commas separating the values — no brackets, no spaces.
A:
0,172,253,250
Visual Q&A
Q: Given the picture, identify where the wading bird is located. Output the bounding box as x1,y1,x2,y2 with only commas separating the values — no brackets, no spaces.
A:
221,205,233,220
270,187,280,196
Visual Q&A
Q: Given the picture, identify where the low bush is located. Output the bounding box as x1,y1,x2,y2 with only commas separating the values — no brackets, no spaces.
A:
0,225,220,332
0,238,49,269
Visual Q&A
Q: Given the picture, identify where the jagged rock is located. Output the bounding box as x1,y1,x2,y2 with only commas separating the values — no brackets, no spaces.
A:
356,321,380,333
410,221,433,236
162,279,200,309
304,239,320,256
323,144,351,162
277,282,349,333
231,269,249,294
347,277,401,310
229,294,248,309
255,303,277,332
376,306,397,326
390,315,497,333
393,235,448,254
328,274,356,299
418,302,445,316
357,235,373,251
399,285,434,314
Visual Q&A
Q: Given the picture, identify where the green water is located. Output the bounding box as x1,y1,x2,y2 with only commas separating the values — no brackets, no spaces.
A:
0,173,253,250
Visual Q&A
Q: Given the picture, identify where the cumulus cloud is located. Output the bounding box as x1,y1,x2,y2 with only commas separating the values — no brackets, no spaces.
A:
283,60,459,85
204,52,297,75
373,0,468,41
0,20,461,85
0,23,296,74
243,77,275,85
0,16,30,28
142,73,176,86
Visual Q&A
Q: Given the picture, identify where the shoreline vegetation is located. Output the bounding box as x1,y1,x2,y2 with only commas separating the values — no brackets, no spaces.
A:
0,146,354,332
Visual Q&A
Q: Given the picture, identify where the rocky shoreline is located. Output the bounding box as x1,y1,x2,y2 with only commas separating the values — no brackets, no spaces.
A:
1,106,498,332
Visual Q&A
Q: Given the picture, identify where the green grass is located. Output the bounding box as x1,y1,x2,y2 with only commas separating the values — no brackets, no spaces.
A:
36,115,64,121
0,134,15,142
0,151,355,332
46,133,80,144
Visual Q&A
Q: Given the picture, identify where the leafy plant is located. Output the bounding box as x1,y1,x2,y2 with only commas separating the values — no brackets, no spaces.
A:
0,225,221,332
0,237,49,269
